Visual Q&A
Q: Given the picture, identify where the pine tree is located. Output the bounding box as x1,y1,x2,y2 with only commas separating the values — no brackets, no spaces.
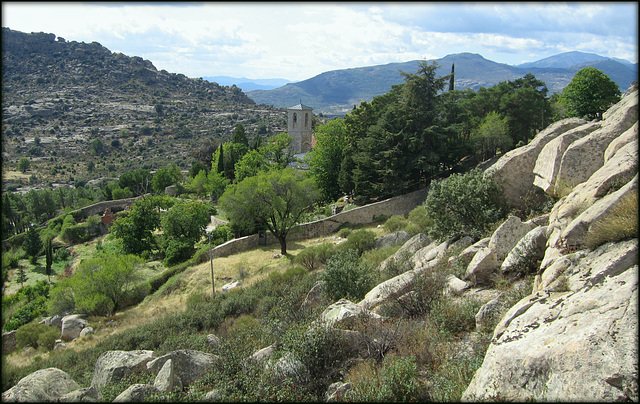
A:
23,225,42,265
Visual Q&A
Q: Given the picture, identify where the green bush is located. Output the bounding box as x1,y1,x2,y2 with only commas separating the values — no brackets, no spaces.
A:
16,322,57,351
348,355,426,401
321,249,375,301
337,227,352,238
47,278,76,316
2,249,22,270
164,239,194,266
53,247,70,262
209,225,233,245
339,229,376,255
4,296,48,332
424,168,509,240
294,243,336,271
384,215,409,233
60,223,93,244
407,205,434,235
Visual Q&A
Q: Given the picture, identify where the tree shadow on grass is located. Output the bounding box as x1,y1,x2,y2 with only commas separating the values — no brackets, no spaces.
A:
30,264,51,276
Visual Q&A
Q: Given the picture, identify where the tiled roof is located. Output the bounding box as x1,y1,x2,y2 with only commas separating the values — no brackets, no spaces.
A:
288,103,313,110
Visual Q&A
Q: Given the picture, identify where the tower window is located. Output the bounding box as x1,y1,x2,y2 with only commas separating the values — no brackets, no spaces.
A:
305,113,309,128
293,113,297,128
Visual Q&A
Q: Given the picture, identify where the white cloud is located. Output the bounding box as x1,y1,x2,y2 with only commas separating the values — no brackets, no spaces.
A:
2,2,637,81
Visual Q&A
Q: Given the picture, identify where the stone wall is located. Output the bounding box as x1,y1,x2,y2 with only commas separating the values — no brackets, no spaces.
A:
68,196,142,221
211,187,429,258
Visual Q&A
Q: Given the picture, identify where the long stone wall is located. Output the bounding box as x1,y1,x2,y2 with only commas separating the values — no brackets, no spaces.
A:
211,187,429,258
68,196,142,221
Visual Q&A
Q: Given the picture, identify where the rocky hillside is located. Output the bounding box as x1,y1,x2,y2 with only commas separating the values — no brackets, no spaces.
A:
2,84,637,401
1,28,287,187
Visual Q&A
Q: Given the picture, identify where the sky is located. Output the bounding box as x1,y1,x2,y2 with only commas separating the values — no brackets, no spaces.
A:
2,2,638,82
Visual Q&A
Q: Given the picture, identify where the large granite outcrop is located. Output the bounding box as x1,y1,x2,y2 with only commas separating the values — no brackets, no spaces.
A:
462,83,639,402
484,117,587,208
462,239,638,401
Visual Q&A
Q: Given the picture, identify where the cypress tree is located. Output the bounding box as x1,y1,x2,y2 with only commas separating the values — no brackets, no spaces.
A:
217,144,225,174
45,236,53,282
449,63,455,92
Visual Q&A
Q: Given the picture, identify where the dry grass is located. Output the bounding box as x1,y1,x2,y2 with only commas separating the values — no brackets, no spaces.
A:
6,226,384,368
582,192,638,250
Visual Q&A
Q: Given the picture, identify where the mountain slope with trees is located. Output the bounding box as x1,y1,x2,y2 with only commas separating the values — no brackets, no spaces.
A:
1,28,287,189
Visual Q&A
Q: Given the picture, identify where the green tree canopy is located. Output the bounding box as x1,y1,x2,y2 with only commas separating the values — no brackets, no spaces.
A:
161,200,212,246
560,67,621,120
111,196,169,255
233,132,295,183
423,168,509,240
471,111,512,160
306,118,349,202
152,163,182,194
219,167,320,255
69,253,143,315
18,157,31,173
118,169,154,196
23,225,43,263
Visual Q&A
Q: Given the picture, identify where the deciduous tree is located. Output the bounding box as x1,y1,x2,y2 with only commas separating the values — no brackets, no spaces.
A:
219,167,320,255
560,67,621,120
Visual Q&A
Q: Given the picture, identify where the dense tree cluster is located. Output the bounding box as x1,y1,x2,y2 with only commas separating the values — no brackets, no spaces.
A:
307,62,554,203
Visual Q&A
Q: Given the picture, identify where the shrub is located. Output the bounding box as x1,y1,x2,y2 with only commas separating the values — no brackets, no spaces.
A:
47,278,76,316
53,247,70,262
2,248,21,270
321,249,375,301
407,205,434,235
384,215,409,233
337,227,352,238
430,297,483,336
4,296,48,332
16,322,57,351
424,168,509,240
294,243,336,271
347,355,427,401
339,229,376,255
361,245,401,273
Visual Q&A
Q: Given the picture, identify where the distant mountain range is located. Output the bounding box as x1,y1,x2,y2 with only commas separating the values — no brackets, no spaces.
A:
241,52,638,116
202,76,294,91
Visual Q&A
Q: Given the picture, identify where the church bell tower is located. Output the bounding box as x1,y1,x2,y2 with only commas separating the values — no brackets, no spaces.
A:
287,102,313,154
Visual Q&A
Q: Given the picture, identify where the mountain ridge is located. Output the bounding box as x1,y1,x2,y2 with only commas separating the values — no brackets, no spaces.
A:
247,51,637,116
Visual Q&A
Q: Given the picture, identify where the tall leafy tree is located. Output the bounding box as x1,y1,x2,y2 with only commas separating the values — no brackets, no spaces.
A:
560,67,621,120
349,61,448,200
161,200,212,265
110,196,168,255
152,163,182,194
23,225,42,264
72,253,143,315
471,111,512,160
216,143,225,174
118,169,153,196
219,167,320,255
306,118,349,202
